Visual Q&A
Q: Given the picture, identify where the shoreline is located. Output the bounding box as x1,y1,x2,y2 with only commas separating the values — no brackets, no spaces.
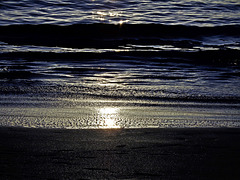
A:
1,127,240,179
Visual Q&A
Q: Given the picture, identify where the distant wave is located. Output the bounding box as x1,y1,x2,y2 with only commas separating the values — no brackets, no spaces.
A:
1,50,239,67
1,24,240,47
1,24,239,66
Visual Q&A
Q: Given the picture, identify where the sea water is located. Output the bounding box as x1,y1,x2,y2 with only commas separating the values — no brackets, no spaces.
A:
1,0,240,26
0,0,240,128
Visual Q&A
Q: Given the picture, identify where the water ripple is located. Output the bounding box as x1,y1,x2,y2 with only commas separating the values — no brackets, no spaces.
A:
1,0,240,25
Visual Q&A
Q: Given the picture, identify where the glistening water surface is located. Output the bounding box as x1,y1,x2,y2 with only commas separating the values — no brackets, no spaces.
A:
0,1,240,128
1,0,240,26
0,44,240,128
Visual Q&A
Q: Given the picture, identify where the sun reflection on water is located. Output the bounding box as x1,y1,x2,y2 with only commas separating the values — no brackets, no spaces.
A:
92,10,129,24
98,107,120,128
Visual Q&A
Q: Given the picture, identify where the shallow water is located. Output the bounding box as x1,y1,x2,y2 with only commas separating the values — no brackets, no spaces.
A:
0,41,239,128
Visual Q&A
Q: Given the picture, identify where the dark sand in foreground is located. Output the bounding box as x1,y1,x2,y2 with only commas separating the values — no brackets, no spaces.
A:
1,127,240,179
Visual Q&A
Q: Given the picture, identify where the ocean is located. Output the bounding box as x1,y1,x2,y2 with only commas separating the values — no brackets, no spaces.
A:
0,0,240,128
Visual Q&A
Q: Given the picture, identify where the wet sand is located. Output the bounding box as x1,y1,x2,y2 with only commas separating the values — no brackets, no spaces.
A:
1,127,240,179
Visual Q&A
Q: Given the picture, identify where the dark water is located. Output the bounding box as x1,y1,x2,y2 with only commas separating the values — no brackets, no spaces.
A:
0,0,240,128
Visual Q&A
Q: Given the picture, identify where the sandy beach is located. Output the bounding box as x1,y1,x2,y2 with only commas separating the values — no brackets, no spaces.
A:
1,127,240,179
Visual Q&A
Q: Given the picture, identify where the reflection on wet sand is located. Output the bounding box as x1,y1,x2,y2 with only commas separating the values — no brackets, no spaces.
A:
0,96,240,129
97,107,120,128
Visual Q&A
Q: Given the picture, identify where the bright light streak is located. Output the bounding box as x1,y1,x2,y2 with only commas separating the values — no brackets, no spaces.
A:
98,107,120,128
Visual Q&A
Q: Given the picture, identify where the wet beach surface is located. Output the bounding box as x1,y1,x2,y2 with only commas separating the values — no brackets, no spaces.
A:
1,127,240,179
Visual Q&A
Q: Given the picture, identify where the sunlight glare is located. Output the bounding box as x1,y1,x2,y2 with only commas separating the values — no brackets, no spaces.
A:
98,107,120,128
100,107,118,115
